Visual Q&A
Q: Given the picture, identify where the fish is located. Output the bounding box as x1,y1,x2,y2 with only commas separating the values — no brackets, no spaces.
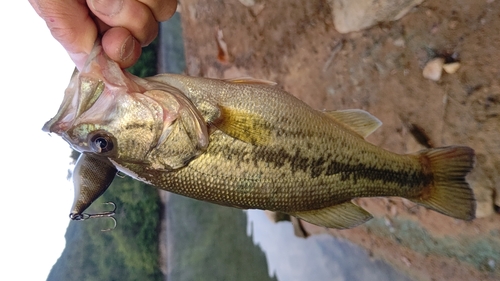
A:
43,41,476,229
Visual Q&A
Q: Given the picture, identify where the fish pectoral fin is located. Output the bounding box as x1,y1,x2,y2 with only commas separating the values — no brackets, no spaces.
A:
215,105,272,145
323,109,382,138
289,201,373,229
225,77,277,86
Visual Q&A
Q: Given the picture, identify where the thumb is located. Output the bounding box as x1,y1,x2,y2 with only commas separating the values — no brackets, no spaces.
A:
101,27,142,69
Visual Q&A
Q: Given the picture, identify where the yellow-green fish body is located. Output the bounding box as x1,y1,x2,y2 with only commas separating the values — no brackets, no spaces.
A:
44,41,475,228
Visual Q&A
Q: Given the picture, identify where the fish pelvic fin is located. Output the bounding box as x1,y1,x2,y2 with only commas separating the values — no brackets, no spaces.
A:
411,146,476,221
289,201,373,229
324,109,382,138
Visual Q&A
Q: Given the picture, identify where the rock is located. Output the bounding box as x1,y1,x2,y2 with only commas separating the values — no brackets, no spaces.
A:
401,256,412,267
474,182,495,218
393,38,406,47
238,0,265,15
488,259,496,271
238,0,255,7
264,210,291,222
329,0,424,33
290,217,309,238
422,58,445,81
466,165,497,218
216,29,231,64
442,62,461,74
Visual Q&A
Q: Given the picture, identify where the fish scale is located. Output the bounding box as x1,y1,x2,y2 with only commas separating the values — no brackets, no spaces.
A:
133,117,425,212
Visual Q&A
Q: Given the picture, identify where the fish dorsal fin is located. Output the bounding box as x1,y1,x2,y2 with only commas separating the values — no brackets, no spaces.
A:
225,77,277,86
324,109,382,138
215,105,272,145
289,201,373,229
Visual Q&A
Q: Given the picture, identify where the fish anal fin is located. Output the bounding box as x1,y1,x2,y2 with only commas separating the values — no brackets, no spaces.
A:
225,77,277,86
324,109,382,138
410,146,476,220
289,201,373,229
215,106,272,145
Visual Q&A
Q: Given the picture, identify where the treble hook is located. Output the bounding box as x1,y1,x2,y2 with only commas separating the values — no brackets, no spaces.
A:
69,202,117,232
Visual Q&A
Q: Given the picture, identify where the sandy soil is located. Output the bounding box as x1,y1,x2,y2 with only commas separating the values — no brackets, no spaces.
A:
177,0,500,280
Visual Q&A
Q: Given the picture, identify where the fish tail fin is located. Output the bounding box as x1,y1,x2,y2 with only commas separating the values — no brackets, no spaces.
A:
410,146,476,220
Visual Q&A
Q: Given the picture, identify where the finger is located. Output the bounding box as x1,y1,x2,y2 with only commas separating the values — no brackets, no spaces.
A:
102,27,142,69
88,0,158,46
138,0,177,21
29,0,98,69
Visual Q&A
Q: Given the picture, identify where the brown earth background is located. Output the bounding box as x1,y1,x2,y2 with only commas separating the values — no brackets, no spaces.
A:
176,1,500,280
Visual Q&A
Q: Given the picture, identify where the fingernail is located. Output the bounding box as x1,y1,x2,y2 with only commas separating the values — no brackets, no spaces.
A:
120,35,135,61
91,0,123,16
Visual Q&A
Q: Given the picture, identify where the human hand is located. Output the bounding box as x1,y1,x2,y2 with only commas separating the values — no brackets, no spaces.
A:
29,0,177,70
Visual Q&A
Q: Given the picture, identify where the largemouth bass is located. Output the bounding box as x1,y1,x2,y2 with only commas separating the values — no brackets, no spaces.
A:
44,41,476,229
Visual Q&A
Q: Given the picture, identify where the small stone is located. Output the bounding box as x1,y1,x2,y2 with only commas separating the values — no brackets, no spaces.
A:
474,184,495,218
443,62,461,74
238,0,255,7
384,216,392,227
448,20,459,30
290,217,309,238
265,210,291,223
390,205,398,216
401,256,412,267
423,58,445,81
393,38,405,47
402,198,416,209
488,259,496,270
216,29,231,64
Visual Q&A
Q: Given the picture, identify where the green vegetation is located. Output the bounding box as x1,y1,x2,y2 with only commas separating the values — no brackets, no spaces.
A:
127,39,158,78
47,175,163,281
366,218,500,272
167,195,279,281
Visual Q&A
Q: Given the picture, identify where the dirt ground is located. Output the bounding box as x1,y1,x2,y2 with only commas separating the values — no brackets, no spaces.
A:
177,0,500,280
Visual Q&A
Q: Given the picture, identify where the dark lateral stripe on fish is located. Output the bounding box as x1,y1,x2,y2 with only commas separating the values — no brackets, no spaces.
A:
334,164,429,189
217,146,429,189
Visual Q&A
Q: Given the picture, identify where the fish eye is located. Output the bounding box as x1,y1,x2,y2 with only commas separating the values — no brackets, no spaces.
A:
89,131,114,154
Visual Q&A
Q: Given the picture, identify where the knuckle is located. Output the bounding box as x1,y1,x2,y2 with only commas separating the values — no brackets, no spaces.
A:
49,26,78,47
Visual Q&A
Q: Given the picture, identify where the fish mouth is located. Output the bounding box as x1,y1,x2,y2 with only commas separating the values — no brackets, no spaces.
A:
42,78,106,136
42,117,68,134
44,39,209,167
42,105,78,135
60,132,85,152
42,40,118,136
42,68,81,134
